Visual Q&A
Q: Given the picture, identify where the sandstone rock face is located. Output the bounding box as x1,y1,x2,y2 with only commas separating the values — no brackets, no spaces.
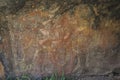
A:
0,62,4,78
0,0,120,78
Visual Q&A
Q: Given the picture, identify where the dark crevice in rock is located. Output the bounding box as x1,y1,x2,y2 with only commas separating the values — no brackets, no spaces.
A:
112,68,120,76
8,0,26,14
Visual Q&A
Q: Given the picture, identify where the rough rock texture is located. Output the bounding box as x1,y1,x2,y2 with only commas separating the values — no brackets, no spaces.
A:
0,0,120,79
0,62,4,78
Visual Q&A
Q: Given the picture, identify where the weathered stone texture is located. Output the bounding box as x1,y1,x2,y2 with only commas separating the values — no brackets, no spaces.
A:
4,4,120,77
0,0,120,79
0,62,4,78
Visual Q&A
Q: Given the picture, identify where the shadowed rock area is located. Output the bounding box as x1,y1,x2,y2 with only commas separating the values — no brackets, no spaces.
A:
0,0,120,80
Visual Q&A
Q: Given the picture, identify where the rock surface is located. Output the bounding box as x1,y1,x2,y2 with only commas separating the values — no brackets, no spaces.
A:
0,62,4,78
0,0,120,79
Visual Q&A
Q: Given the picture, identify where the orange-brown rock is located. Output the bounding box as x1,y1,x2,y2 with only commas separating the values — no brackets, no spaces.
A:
0,62,4,78
0,1,120,78
3,4,119,77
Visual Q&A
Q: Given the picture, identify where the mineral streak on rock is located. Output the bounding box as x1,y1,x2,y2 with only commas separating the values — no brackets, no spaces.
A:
0,62,4,78
0,0,120,79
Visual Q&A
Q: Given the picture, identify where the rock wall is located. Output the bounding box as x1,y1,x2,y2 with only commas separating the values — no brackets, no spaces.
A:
0,62,4,78
0,0,120,78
